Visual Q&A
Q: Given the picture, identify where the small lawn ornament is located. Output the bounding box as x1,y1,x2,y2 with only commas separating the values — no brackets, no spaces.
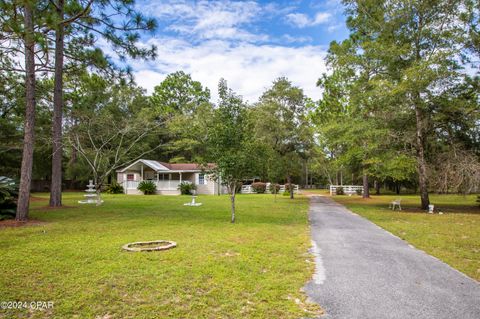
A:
78,180,103,204
428,204,434,214
184,190,202,206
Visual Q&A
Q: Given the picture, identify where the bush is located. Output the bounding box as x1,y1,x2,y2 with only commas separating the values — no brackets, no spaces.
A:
178,182,197,195
284,183,296,193
477,195,480,207
137,180,156,195
356,188,362,195
251,182,266,194
0,176,18,220
336,186,344,195
269,183,280,193
105,182,124,194
283,190,290,196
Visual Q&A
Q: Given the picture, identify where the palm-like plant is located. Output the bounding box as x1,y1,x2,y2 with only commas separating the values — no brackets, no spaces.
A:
137,180,157,195
0,176,18,220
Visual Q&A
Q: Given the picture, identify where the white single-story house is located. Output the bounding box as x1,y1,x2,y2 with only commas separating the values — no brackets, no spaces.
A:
117,159,224,195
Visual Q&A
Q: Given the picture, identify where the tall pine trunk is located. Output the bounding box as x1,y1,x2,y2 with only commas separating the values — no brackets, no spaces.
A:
16,3,36,221
50,0,65,207
414,105,430,209
374,180,380,195
362,173,370,198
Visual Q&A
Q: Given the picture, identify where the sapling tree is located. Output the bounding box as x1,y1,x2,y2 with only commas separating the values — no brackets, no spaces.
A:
205,79,256,223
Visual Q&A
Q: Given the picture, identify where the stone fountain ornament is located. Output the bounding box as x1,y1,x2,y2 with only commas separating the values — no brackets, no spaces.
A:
78,180,104,204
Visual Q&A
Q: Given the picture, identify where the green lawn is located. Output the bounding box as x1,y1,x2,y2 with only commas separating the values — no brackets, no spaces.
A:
0,193,321,318
331,194,480,281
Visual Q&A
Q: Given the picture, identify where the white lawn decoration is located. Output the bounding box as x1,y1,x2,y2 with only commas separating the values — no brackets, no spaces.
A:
78,180,103,204
184,191,202,206
389,198,402,211
428,204,434,214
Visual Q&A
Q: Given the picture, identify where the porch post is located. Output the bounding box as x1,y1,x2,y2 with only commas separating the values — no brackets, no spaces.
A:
169,173,171,189
179,172,182,183
141,164,144,181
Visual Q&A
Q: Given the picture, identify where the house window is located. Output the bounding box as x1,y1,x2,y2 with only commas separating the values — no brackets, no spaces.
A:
127,174,135,181
198,173,205,185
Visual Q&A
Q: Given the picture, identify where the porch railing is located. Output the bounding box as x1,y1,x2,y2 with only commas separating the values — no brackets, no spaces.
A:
123,180,182,192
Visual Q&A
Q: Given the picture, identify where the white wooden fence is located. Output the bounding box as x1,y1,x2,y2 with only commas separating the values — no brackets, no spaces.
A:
329,185,363,195
242,183,299,194
241,185,255,194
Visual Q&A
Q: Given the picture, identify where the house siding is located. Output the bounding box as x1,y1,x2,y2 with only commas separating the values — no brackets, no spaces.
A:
195,173,216,195
117,172,141,182
117,171,222,195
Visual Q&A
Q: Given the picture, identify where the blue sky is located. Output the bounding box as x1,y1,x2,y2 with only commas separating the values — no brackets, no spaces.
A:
128,0,349,102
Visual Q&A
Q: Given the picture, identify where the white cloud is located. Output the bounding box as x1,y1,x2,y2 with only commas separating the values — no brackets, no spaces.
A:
314,12,331,24
130,38,327,102
285,13,311,28
281,34,313,44
141,0,267,42
327,24,342,33
285,11,332,28
118,1,334,102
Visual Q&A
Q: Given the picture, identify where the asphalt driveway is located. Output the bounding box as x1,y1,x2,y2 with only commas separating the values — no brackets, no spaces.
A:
304,196,480,319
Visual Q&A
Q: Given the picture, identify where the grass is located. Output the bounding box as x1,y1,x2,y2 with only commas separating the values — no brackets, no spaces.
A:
0,193,321,319
330,193,480,281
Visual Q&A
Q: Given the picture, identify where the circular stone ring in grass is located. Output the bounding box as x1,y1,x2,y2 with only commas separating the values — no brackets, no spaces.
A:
122,240,177,252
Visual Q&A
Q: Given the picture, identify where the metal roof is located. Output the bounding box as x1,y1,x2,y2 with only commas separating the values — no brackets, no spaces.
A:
117,159,214,173
142,160,170,171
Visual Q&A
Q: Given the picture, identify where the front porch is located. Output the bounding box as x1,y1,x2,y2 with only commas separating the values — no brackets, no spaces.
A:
121,170,195,195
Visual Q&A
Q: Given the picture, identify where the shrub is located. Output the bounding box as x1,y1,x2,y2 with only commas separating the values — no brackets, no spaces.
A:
284,183,296,193
137,180,156,195
269,183,280,193
356,188,362,195
105,182,124,194
251,182,266,194
0,177,18,220
178,182,197,195
336,186,344,195
477,195,480,207
283,190,290,196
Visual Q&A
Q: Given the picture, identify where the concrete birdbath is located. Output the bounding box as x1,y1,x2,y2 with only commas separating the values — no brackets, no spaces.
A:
183,190,202,206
